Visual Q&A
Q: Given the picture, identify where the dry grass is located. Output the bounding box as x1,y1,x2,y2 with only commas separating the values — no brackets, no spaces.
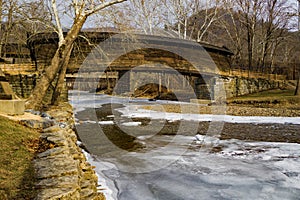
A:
142,104,209,114
228,89,300,106
0,116,40,199
141,89,300,117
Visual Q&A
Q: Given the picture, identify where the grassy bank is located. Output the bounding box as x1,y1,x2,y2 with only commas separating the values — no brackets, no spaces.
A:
227,88,300,106
0,116,39,199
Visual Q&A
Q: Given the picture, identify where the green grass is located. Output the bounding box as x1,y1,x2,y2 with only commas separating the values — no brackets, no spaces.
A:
228,89,300,105
235,89,294,98
0,116,39,200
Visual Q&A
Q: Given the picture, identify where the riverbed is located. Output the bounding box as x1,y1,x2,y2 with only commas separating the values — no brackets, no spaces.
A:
70,91,300,200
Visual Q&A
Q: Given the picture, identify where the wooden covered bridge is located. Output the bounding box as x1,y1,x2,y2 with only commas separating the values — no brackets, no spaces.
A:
27,30,233,100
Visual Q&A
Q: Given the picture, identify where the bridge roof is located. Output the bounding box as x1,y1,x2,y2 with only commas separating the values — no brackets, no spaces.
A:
28,31,233,76
28,31,233,56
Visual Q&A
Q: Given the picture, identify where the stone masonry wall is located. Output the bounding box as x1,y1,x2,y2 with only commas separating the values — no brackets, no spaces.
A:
213,76,285,99
23,104,105,200
6,74,68,102
7,74,37,98
6,72,285,101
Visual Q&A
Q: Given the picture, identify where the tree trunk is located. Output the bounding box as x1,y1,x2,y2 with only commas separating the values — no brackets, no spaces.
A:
295,75,300,96
25,43,71,109
0,0,3,56
25,16,87,110
247,32,252,76
51,44,73,105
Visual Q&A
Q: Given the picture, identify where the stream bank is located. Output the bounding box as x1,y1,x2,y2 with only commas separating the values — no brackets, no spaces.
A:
24,103,105,200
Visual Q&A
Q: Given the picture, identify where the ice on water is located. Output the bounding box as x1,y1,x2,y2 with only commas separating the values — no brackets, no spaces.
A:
70,92,300,200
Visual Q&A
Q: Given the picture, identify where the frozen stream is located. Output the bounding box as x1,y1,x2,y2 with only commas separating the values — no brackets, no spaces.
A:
70,92,300,200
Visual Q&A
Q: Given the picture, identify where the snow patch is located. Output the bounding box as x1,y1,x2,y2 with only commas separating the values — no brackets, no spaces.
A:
98,121,114,125
83,120,97,124
117,105,300,125
121,122,142,126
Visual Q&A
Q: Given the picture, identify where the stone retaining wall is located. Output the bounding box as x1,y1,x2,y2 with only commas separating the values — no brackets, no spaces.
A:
212,76,285,99
5,72,286,101
7,74,37,98
24,104,105,200
6,74,68,102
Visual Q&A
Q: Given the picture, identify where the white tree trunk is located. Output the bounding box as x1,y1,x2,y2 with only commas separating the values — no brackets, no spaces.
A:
26,0,127,109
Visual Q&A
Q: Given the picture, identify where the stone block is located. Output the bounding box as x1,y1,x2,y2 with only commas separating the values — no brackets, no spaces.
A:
0,99,25,115
21,119,55,129
34,156,79,179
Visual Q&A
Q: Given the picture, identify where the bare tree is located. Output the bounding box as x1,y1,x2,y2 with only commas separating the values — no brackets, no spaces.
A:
217,0,257,69
219,1,244,67
129,0,164,34
295,0,300,96
100,0,166,34
25,0,127,109
0,0,18,57
0,0,3,56
0,0,52,61
193,0,223,42
99,0,222,40
238,0,263,73
162,0,199,39
258,0,291,72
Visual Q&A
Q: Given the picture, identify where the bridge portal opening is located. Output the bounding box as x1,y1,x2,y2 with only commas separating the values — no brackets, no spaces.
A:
97,48,214,101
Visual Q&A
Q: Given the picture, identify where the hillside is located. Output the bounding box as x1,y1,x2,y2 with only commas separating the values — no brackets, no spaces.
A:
0,116,40,199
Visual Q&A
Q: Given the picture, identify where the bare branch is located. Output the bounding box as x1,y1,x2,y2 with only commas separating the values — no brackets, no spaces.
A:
84,0,127,17
51,0,64,45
